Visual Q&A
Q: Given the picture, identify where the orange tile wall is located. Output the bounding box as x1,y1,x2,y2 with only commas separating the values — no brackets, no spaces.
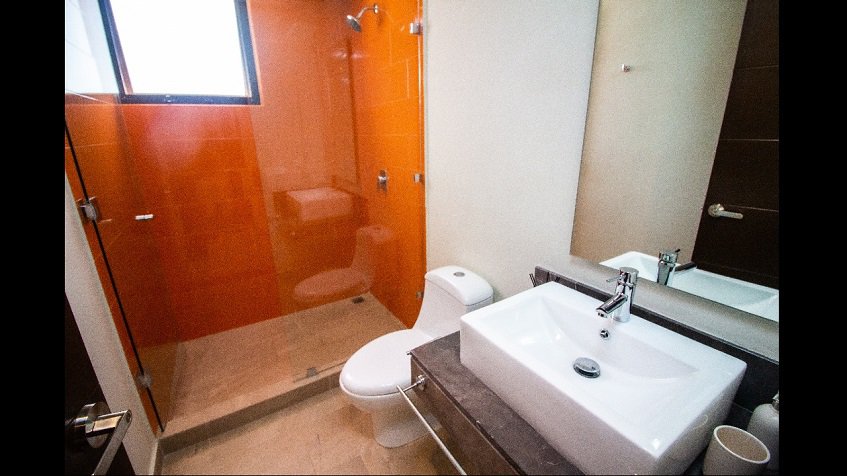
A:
65,93,177,430
247,0,365,316
350,0,426,327
117,0,377,337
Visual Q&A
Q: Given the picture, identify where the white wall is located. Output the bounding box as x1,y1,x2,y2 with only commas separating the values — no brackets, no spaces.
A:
424,0,599,299
65,179,158,474
571,0,746,264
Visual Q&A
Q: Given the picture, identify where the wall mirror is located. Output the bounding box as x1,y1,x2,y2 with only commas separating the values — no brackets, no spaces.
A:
570,0,779,324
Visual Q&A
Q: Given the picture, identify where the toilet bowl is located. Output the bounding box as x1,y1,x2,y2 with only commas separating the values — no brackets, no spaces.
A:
293,224,394,305
339,265,494,447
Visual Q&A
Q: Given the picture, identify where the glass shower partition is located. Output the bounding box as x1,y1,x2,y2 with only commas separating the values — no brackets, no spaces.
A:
65,0,427,434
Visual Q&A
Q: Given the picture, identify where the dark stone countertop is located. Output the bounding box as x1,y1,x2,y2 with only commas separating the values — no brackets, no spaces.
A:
410,332,582,475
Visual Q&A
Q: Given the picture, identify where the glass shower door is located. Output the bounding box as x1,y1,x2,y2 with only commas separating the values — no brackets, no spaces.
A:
65,95,178,431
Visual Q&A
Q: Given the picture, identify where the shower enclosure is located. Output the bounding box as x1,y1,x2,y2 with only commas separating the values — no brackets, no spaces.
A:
65,0,425,434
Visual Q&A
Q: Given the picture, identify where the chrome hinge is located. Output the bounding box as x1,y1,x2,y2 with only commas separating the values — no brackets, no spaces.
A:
413,172,424,184
136,370,153,389
377,169,389,192
409,21,422,35
416,290,424,300
77,196,101,223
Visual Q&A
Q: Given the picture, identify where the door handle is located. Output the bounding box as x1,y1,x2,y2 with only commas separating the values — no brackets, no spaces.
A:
707,203,744,220
69,402,133,475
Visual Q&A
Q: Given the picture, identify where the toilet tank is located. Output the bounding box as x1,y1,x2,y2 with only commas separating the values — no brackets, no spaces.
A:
414,265,494,338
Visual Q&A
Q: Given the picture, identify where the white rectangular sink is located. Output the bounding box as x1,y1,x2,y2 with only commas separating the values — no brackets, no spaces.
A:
601,251,779,322
460,282,746,474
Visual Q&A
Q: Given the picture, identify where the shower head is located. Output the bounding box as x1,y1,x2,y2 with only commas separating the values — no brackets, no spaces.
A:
346,3,379,32
345,14,362,32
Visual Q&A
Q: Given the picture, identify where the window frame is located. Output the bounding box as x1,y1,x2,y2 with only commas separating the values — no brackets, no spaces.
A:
97,0,260,105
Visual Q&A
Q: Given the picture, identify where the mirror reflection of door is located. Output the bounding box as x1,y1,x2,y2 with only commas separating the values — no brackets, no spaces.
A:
692,0,778,289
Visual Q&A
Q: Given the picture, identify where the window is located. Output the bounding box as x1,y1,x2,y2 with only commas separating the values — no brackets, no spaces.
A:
99,0,260,104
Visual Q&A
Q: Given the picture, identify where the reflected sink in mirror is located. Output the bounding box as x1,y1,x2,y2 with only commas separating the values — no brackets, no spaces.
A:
460,282,746,474
601,251,779,323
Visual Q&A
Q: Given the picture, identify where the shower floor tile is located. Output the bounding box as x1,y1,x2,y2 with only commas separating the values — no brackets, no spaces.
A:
162,387,457,475
165,293,405,437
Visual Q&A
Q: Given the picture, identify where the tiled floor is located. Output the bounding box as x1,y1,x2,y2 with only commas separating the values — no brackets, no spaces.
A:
165,293,406,435
162,387,458,475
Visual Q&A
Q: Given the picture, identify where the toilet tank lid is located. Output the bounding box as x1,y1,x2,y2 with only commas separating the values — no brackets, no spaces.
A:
425,266,493,306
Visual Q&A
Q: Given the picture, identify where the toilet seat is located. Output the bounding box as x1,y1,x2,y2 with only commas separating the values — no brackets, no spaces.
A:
292,268,369,304
340,329,433,397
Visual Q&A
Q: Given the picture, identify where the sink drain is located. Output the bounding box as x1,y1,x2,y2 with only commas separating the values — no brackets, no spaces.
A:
573,357,601,378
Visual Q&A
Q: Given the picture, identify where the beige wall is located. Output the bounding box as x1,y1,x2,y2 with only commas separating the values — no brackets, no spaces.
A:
571,0,746,265
424,0,599,300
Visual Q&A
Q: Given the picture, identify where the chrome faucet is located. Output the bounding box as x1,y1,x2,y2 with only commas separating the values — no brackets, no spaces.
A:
657,249,680,286
596,267,638,322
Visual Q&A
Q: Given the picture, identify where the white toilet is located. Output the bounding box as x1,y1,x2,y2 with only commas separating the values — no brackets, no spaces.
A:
293,224,394,305
339,265,493,447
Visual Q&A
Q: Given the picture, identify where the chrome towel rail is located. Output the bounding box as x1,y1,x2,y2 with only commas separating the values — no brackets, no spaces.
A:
396,376,466,475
